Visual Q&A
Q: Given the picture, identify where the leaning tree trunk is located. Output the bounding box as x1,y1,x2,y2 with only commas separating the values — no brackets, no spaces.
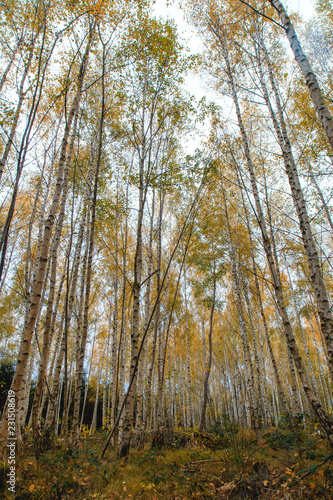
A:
268,0,333,151
240,188,290,416
0,27,94,457
32,107,79,454
256,34,333,382
209,17,333,444
221,182,256,427
184,270,194,428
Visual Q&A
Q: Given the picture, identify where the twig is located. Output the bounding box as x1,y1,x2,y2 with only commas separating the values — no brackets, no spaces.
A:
239,0,286,31
189,458,224,464
299,453,333,480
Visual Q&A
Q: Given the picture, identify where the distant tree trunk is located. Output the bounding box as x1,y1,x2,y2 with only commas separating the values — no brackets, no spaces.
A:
90,353,105,434
222,189,255,426
240,187,289,417
263,181,302,415
199,273,215,431
133,190,155,448
155,225,194,437
118,159,145,457
71,41,104,446
242,281,264,427
184,270,194,428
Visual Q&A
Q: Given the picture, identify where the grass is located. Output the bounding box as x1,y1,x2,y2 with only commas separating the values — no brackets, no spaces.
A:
1,418,333,499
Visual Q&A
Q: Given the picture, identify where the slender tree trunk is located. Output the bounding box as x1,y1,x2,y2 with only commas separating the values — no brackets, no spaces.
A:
0,39,34,183
0,39,20,94
71,44,104,446
133,190,155,448
184,270,194,428
43,212,86,438
90,352,105,434
241,191,289,415
199,274,215,431
242,281,264,427
154,192,164,433
118,161,145,457
114,189,129,445
221,184,255,427
154,225,194,437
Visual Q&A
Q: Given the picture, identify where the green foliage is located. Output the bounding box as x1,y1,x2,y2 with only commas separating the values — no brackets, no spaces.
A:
137,446,187,488
268,427,301,451
138,446,165,466
266,414,323,461
207,420,226,438
206,416,240,443
40,444,102,470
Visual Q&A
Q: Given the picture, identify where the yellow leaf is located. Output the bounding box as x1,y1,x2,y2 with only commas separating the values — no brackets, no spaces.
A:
29,485,35,492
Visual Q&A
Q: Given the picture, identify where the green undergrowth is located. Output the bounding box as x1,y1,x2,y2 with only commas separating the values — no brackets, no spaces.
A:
3,418,333,499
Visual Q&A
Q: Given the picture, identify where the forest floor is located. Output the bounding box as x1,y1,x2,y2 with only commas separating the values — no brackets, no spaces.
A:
2,418,333,499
